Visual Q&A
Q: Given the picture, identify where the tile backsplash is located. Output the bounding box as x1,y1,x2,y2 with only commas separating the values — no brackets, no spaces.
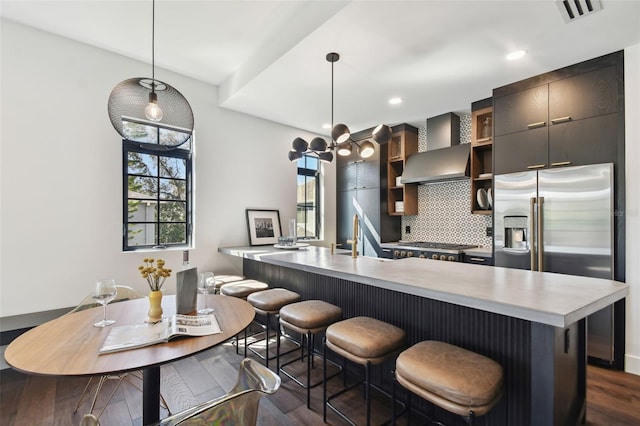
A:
400,114,492,247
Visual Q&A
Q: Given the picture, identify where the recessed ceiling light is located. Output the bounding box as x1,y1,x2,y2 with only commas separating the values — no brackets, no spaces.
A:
389,97,403,105
506,50,527,61
322,123,331,129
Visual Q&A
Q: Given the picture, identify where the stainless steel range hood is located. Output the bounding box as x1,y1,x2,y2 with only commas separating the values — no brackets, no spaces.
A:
401,112,470,184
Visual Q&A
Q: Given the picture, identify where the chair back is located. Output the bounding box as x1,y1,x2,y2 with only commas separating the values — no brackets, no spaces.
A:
156,358,280,426
67,285,144,314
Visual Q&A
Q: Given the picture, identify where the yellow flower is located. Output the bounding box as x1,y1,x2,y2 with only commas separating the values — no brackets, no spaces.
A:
139,258,171,291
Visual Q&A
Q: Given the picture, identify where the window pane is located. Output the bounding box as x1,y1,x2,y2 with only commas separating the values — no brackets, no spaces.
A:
159,178,186,200
128,223,157,246
159,157,186,179
160,223,186,244
294,154,320,239
304,155,318,171
123,121,158,143
129,176,157,199
159,201,186,221
128,152,158,176
128,199,158,221
159,128,191,148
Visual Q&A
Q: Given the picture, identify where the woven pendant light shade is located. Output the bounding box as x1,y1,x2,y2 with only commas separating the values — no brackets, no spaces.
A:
107,77,194,146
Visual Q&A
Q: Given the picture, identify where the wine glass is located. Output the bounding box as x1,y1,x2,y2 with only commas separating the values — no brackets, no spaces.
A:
93,279,117,327
198,272,216,315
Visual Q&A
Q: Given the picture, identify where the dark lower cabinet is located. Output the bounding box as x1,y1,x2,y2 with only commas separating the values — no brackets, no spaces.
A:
463,254,494,266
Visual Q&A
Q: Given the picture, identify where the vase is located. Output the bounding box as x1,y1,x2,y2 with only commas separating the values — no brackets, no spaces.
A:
147,290,164,323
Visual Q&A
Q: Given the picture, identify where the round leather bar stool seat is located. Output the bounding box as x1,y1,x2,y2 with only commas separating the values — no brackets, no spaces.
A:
395,340,503,419
279,300,343,333
245,288,301,368
220,279,268,299
326,316,406,365
247,288,301,315
213,274,245,294
324,316,406,426
278,300,343,409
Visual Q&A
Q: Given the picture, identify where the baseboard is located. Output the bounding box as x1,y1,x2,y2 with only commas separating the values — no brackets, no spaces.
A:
624,353,640,376
1,346,8,370
1,307,70,370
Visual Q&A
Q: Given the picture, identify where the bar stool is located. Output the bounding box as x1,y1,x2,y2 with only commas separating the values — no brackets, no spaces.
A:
323,316,406,426
246,288,301,368
393,340,503,425
221,279,269,354
278,300,343,409
212,274,245,294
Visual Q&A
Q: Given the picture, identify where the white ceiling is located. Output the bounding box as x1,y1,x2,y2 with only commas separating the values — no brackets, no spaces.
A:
2,0,640,134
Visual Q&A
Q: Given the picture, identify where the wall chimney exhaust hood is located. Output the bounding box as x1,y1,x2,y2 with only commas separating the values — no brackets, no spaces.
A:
401,112,470,184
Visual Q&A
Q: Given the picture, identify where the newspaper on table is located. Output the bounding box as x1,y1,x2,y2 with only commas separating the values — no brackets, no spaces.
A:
99,314,221,354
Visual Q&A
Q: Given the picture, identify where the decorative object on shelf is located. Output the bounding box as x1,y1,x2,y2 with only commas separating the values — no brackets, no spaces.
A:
107,0,194,148
139,258,172,323
246,209,282,246
288,52,390,163
482,116,492,139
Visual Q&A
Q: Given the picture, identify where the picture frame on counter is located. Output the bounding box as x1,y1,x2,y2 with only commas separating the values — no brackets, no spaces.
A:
245,209,282,246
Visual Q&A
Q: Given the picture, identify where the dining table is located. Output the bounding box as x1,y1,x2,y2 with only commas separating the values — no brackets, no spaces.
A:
4,294,255,425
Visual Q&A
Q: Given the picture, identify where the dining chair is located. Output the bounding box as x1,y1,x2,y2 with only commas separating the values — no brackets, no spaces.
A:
152,357,281,426
70,285,171,419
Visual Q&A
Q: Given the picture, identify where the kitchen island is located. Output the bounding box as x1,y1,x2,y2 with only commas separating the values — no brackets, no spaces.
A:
220,245,628,425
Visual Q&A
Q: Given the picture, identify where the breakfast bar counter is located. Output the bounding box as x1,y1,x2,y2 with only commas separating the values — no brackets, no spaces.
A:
220,245,628,425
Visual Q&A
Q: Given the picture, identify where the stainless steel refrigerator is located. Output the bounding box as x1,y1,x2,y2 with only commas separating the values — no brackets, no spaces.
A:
493,162,615,363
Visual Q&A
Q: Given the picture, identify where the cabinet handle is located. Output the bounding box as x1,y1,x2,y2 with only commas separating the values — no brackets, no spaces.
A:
551,116,572,124
527,164,546,169
527,121,546,129
469,257,486,262
551,161,572,167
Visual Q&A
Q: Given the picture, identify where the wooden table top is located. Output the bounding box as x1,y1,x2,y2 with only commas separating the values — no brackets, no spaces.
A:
5,295,254,377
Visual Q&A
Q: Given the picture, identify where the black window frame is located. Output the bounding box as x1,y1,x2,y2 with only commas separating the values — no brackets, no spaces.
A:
296,154,321,239
123,139,193,252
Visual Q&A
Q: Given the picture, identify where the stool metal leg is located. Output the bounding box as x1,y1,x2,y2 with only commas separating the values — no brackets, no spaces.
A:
264,312,270,368
306,331,312,408
323,336,328,423
365,360,371,426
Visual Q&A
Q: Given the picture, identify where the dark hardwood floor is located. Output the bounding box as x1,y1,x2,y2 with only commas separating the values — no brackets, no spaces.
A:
2,335,640,426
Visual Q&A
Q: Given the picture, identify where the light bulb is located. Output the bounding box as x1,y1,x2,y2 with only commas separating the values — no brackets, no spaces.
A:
337,143,352,156
145,92,163,121
359,140,375,158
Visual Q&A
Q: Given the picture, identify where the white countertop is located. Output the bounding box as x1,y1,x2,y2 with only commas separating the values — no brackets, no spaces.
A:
219,245,628,328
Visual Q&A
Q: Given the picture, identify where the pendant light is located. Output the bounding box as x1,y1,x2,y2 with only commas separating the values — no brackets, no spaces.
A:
144,0,162,122
287,52,391,162
107,0,194,148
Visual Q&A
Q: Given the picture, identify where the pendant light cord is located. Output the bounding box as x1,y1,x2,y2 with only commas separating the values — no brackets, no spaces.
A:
151,0,155,94
331,59,334,129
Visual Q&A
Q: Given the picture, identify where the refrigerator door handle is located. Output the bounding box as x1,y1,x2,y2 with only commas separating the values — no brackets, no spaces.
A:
538,197,544,272
530,197,537,271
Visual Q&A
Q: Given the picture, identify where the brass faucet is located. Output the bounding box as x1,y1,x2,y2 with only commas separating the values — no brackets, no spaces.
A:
346,214,359,258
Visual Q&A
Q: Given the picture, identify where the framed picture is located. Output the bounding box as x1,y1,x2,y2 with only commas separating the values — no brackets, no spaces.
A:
245,209,282,246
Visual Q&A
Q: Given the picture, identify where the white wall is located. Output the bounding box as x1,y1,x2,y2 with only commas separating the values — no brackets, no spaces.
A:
624,43,640,375
0,19,335,317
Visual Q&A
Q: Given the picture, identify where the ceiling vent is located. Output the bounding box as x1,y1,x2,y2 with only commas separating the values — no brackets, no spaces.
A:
556,0,603,23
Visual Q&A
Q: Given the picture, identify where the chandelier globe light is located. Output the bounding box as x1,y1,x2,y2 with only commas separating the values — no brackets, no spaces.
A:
288,52,391,163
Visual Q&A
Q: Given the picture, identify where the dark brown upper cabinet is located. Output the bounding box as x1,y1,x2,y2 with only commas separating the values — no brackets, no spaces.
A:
493,52,622,175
